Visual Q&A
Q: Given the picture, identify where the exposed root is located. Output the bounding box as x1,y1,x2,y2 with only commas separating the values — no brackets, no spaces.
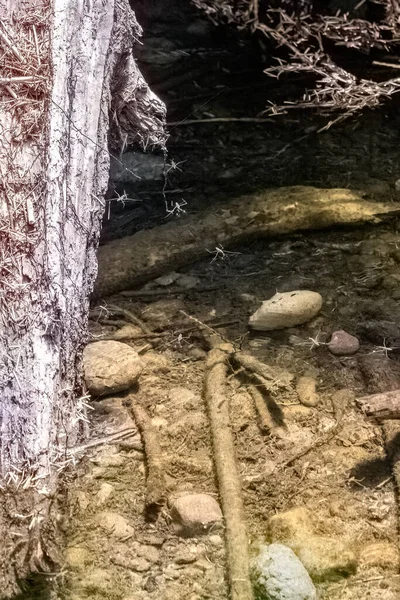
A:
204,342,254,600
247,384,286,436
130,401,166,519
105,303,153,335
232,351,294,393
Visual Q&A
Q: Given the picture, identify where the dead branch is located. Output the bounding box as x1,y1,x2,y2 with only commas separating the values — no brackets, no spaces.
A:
358,354,400,505
357,390,400,420
204,342,254,600
130,402,166,517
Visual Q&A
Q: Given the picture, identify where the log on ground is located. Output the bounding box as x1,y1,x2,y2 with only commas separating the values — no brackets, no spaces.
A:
94,186,398,298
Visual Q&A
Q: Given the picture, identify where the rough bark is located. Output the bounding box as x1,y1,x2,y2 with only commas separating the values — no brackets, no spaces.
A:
358,390,400,420
0,0,165,595
94,186,397,298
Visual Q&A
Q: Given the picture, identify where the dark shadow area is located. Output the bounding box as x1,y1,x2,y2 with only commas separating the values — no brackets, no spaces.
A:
101,0,400,246
349,432,400,489
349,454,393,489
14,575,53,600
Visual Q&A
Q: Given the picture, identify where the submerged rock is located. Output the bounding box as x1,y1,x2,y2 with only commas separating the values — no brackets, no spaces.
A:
251,543,317,600
249,291,322,331
328,330,360,356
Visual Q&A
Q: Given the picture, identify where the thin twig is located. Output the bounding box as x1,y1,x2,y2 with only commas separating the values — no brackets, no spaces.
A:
167,117,274,126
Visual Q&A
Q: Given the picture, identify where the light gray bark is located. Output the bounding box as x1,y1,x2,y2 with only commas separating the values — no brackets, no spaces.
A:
0,0,165,595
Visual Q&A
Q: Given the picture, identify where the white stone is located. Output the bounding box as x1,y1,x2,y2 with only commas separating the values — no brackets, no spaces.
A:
249,291,323,331
83,341,143,397
251,543,317,600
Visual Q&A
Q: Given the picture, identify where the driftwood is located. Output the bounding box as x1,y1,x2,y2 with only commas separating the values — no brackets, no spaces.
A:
94,187,397,298
357,390,400,420
204,342,254,600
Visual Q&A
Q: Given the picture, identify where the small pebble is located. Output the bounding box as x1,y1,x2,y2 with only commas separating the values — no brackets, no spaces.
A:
164,564,181,580
127,557,151,572
136,543,161,564
96,482,115,505
249,290,323,331
154,272,180,286
208,534,224,548
328,330,360,356
175,544,200,564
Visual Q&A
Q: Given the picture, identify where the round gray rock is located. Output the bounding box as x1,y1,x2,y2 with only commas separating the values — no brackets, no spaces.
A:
249,291,322,331
328,330,360,356
83,341,143,397
251,543,317,600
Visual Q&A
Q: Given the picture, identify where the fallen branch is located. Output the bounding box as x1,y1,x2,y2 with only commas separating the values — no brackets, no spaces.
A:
357,390,400,420
94,186,397,298
204,342,254,600
130,402,166,518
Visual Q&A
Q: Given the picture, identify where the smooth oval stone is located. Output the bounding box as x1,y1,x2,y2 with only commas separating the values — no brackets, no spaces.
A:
249,291,323,331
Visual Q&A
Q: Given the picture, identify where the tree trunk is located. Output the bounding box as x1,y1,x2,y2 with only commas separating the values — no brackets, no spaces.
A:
0,0,165,596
